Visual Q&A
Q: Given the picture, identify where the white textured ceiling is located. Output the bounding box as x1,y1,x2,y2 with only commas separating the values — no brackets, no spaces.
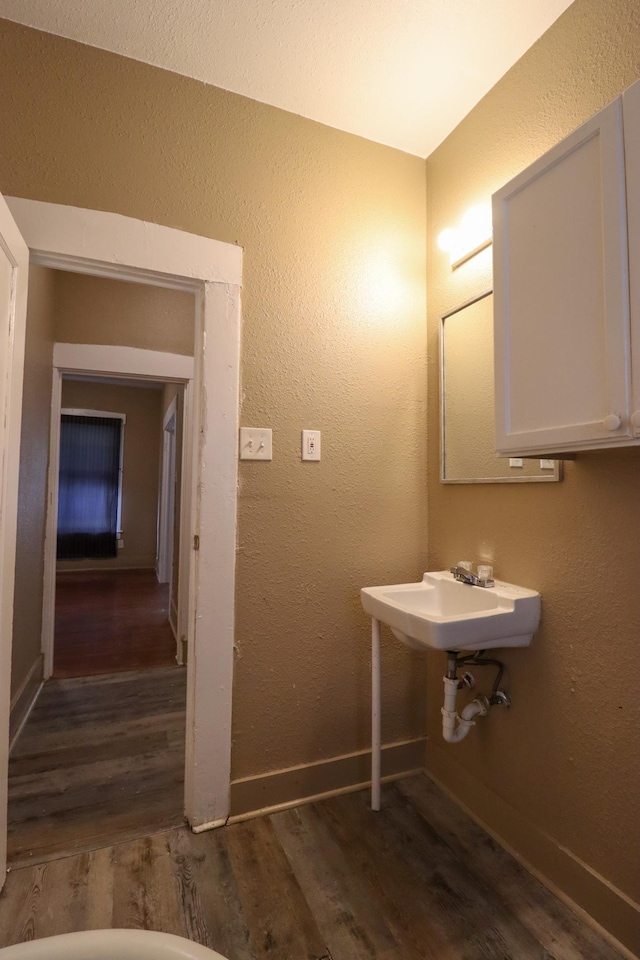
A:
0,0,575,157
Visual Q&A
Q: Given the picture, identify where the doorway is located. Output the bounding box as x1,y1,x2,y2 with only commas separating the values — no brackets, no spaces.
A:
0,196,242,886
8,278,195,860
52,374,185,678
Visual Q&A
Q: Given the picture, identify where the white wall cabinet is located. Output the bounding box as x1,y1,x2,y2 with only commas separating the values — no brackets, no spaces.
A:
492,78,640,456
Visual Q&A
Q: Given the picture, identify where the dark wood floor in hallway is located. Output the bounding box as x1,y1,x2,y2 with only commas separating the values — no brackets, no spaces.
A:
0,775,625,960
54,569,177,677
7,666,186,865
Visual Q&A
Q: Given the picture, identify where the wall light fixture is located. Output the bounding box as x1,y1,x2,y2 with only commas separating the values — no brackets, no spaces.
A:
437,204,492,269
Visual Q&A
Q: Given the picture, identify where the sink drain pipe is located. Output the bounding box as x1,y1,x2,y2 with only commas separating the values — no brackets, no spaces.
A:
441,676,488,743
370,627,510,811
441,650,511,743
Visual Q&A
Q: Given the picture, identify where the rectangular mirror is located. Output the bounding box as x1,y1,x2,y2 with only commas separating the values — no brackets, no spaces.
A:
441,291,562,483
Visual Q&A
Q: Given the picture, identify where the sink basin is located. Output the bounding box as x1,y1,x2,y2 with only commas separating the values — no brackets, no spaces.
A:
361,570,540,651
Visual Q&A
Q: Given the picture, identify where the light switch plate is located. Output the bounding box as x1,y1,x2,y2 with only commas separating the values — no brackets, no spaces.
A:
302,429,321,461
239,427,272,460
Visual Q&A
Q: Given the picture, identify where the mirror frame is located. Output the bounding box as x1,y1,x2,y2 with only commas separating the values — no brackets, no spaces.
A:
440,289,562,484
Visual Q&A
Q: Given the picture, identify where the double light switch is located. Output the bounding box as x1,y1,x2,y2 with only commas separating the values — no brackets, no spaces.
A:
239,427,273,460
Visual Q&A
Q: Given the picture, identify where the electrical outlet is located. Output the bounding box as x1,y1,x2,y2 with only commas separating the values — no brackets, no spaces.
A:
509,458,523,468
302,430,321,461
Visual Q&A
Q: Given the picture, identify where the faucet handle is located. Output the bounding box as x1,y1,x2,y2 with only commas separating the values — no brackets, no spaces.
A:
450,563,495,588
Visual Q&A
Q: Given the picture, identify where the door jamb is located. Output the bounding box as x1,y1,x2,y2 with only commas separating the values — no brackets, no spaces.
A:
158,395,178,589
0,194,29,884
8,196,242,829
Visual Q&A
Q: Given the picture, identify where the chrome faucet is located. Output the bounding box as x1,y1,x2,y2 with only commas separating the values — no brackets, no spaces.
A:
450,565,495,588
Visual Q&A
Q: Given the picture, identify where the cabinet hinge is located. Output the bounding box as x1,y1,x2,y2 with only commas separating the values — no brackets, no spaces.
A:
193,534,200,550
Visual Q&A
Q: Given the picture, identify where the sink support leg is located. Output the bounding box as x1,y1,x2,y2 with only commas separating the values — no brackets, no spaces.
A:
371,616,381,811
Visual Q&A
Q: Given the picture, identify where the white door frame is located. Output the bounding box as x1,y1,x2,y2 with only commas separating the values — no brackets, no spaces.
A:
0,195,29,885
46,349,192,676
7,197,242,830
158,395,178,587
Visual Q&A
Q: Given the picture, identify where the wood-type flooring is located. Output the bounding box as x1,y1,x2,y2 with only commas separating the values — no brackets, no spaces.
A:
54,569,177,678
0,774,625,960
7,666,186,865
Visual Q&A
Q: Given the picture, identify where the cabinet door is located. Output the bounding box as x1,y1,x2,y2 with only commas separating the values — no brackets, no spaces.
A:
493,98,630,455
623,79,640,438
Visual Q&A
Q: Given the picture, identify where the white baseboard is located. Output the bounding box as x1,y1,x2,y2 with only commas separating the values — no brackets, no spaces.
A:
169,600,178,639
426,746,639,959
9,654,44,753
56,563,156,573
228,737,426,822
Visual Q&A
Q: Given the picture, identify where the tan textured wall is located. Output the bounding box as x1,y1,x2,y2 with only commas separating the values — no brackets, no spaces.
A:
59,380,163,570
426,0,640,942
11,266,56,698
54,272,194,356
0,21,428,779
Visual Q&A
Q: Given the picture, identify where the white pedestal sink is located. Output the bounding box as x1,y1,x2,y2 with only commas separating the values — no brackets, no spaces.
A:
362,570,541,810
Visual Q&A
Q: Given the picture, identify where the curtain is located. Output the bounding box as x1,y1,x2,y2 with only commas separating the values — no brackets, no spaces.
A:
57,415,122,560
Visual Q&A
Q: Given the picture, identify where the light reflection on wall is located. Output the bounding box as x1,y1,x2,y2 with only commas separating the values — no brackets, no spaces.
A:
353,235,423,326
437,203,492,269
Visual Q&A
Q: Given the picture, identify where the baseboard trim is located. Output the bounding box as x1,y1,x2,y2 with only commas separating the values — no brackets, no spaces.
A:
169,600,178,640
9,654,44,753
426,746,640,959
56,564,157,573
229,737,426,822
191,817,229,833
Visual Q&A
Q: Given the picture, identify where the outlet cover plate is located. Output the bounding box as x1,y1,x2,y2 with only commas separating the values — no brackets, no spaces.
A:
302,429,321,461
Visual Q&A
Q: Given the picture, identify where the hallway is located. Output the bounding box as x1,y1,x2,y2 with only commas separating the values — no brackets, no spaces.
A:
7,666,186,865
54,569,177,678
